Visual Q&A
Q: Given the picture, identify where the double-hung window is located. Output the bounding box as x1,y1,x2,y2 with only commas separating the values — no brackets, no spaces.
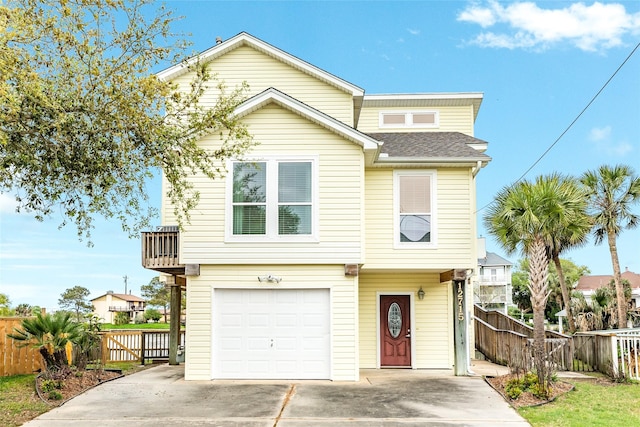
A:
394,170,436,247
229,158,316,240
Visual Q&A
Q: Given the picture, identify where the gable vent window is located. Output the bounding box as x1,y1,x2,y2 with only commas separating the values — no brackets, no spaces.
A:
380,111,439,129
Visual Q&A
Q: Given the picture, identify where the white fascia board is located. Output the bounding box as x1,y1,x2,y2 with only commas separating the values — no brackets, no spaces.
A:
363,92,484,101
157,33,365,97
372,157,490,167
234,89,380,151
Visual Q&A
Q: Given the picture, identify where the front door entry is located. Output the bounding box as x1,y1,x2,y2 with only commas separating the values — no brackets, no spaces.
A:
380,295,411,367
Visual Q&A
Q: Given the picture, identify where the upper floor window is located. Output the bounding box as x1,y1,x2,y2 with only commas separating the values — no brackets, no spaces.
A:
228,158,316,240
394,170,437,247
379,111,439,129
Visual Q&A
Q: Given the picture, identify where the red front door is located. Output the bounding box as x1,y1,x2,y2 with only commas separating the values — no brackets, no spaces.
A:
380,295,411,367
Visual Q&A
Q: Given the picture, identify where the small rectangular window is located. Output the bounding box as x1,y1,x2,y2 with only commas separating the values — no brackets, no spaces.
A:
380,111,439,128
382,113,406,125
412,113,436,125
394,171,436,247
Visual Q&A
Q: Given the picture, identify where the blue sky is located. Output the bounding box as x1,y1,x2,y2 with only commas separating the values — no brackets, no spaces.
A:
1,0,639,310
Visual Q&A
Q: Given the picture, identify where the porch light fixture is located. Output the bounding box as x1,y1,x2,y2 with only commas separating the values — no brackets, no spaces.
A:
258,275,282,284
417,286,425,300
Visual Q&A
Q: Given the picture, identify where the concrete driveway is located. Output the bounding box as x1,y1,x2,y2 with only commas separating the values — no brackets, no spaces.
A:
24,364,529,426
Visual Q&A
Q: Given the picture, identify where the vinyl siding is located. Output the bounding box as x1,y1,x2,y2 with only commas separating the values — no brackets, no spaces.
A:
358,272,453,369
357,105,475,136
172,45,354,125
363,168,476,270
184,264,358,381
163,103,365,264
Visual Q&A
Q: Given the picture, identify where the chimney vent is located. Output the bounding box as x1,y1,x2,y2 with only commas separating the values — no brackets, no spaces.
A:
216,36,222,45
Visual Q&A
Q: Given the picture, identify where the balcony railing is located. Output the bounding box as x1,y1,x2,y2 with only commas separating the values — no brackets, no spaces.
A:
141,227,185,275
109,306,145,312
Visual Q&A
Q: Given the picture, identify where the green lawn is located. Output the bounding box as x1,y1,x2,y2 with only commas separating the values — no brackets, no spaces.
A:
0,362,153,427
519,379,640,427
100,322,171,330
0,374,49,427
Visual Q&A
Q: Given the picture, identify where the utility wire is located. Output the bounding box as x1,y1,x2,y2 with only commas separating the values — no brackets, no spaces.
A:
476,41,640,214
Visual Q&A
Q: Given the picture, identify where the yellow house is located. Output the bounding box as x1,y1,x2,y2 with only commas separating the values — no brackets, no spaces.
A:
142,33,491,381
91,291,146,324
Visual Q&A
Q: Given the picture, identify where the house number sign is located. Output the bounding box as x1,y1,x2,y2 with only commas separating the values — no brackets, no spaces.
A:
456,282,464,321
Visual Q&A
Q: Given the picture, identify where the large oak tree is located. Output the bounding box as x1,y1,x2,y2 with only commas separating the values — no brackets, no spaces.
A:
0,0,253,242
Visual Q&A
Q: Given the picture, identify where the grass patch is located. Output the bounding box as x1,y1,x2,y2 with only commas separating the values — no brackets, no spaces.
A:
0,374,49,427
100,323,172,330
519,379,640,426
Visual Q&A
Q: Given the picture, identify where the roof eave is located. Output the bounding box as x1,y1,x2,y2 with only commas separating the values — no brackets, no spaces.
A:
373,156,491,167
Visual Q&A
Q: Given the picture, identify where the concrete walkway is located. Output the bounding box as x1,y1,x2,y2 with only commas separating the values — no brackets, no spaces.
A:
24,364,530,427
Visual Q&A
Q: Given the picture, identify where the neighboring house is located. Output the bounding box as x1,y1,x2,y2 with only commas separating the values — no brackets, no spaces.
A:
576,269,640,310
473,238,513,314
91,291,146,324
141,33,491,381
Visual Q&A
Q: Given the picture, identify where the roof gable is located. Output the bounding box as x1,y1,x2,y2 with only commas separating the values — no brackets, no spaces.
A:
235,88,381,154
157,32,364,98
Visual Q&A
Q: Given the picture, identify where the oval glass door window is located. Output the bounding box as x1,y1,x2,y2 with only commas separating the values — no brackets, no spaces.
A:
387,302,402,338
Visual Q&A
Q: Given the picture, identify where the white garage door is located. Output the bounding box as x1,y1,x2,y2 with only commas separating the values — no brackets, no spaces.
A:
213,289,330,379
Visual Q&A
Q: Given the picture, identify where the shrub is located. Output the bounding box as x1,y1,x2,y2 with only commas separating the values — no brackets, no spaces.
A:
114,312,130,325
40,379,64,392
144,308,162,322
48,391,63,400
505,380,523,399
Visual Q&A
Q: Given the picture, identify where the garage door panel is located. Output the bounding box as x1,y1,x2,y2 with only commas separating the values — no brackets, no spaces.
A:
213,289,330,379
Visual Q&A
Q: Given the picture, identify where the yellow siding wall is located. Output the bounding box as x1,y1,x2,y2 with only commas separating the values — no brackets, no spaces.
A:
357,105,475,136
172,45,354,125
163,104,365,264
91,297,113,324
358,272,453,369
185,264,358,381
363,168,476,270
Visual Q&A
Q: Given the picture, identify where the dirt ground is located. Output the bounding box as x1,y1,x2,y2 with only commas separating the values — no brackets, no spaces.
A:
36,369,122,405
486,373,575,408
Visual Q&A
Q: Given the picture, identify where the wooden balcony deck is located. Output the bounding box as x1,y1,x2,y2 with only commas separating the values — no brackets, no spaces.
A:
141,229,185,275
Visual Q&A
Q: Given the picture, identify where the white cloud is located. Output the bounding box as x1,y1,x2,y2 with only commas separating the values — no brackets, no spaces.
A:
589,125,612,141
0,192,18,214
458,1,640,51
407,28,421,35
588,125,634,156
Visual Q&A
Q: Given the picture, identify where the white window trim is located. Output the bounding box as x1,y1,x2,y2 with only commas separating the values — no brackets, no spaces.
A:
225,156,319,243
379,111,439,129
393,170,437,249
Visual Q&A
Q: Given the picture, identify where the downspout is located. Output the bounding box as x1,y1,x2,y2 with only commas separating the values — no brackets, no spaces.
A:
472,160,483,177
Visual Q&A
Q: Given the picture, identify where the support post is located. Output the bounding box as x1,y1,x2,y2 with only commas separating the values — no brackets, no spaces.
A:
169,283,182,365
452,269,469,376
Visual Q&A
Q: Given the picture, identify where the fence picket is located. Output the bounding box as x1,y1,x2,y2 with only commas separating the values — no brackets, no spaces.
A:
0,318,43,376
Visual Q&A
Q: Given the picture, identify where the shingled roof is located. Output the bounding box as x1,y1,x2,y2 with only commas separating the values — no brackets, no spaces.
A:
576,270,640,291
479,252,513,267
367,132,491,161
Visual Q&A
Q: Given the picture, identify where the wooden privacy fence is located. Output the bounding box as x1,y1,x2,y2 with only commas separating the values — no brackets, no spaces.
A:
100,330,185,364
574,329,640,380
474,305,574,371
0,317,42,376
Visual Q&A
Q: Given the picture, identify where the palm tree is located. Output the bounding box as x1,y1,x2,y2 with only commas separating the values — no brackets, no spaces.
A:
546,176,591,333
581,165,640,328
484,174,590,394
8,311,82,371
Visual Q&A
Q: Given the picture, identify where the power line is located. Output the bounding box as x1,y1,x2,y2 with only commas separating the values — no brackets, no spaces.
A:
476,41,640,214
